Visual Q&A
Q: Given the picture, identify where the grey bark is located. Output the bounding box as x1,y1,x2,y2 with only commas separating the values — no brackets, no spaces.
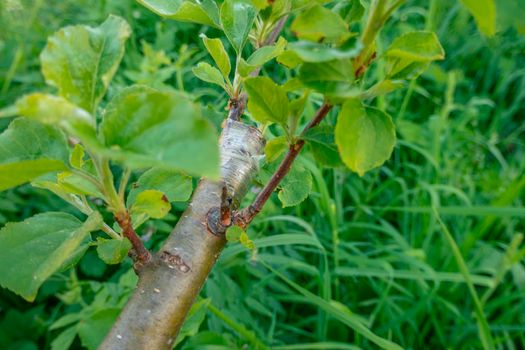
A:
100,120,265,349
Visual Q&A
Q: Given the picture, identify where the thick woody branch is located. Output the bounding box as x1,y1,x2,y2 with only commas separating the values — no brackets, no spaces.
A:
101,18,287,349
234,102,333,228
101,121,265,349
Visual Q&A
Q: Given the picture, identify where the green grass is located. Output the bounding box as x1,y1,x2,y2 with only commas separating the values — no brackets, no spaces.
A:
1,0,524,349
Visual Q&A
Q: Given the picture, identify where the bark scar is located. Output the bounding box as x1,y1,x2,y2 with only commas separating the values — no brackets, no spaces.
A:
160,251,191,273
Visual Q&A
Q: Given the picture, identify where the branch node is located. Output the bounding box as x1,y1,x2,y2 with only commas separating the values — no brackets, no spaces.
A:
115,211,152,267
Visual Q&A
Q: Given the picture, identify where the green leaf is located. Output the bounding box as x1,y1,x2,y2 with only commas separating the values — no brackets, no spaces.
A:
265,136,288,163
40,15,131,112
99,85,220,179
298,59,356,98
244,77,290,125
15,93,96,141
385,31,445,80
127,167,193,205
0,118,69,191
192,62,228,90
303,125,343,168
278,162,312,207
70,144,85,169
96,238,132,264
226,225,244,242
220,0,258,53
335,99,396,176
290,4,349,43
460,0,496,36
248,37,287,66
386,31,445,62
287,38,362,63
137,0,220,27
57,171,104,197
226,225,255,250
77,308,120,350
238,37,287,76
201,34,231,79
0,212,102,301
130,189,171,219
240,230,256,250
50,327,77,350
362,80,405,100
334,0,365,24
277,50,303,68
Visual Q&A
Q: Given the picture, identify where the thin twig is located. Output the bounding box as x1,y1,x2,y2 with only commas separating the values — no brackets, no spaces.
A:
115,211,151,267
234,103,333,228
263,15,288,46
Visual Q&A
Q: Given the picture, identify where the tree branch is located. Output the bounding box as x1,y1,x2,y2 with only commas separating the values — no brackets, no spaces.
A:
115,211,151,267
101,120,265,349
101,17,288,349
234,102,333,228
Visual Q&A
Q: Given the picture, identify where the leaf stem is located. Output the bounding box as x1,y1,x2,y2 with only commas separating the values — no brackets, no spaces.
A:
118,167,132,202
92,155,151,266
234,103,333,227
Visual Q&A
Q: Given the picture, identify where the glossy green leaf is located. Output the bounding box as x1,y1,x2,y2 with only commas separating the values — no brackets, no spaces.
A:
386,31,445,62
130,189,171,219
15,93,96,141
290,4,349,43
201,34,231,79
240,230,255,250
278,162,312,207
244,77,290,125
127,167,192,205
0,212,102,301
335,99,396,176
460,0,496,36
303,125,343,167
220,0,257,53
298,59,356,98
362,80,405,99
248,37,287,66
226,225,244,242
137,0,220,27
57,171,103,198
287,39,362,63
96,238,132,264
50,327,77,350
385,31,444,79
0,118,69,191
277,50,303,68
265,136,288,163
334,0,365,23
40,15,131,112
99,85,220,179
77,308,120,350
192,62,228,90
238,37,287,76
70,144,85,169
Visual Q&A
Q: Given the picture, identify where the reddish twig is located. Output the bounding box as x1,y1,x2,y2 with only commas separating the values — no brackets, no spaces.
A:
115,211,151,267
234,103,333,228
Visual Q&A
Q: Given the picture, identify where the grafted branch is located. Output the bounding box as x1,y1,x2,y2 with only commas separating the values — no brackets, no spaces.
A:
234,102,333,228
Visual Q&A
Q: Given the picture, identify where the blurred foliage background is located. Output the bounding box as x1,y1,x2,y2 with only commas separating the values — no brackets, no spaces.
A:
0,0,524,349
